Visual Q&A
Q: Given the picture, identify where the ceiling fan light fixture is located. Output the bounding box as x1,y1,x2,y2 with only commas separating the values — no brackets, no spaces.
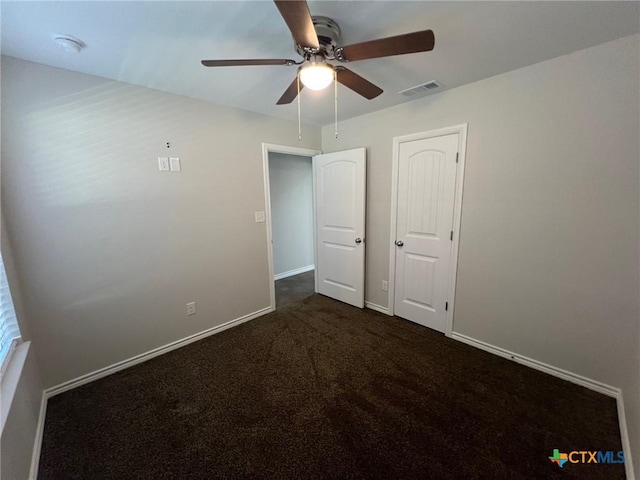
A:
299,62,334,91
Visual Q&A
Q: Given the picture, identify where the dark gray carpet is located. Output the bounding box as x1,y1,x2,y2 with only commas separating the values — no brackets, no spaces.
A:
39,294,624,479
275,270,315,308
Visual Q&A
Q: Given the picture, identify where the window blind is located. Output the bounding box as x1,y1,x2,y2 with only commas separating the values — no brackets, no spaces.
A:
0,254,21,373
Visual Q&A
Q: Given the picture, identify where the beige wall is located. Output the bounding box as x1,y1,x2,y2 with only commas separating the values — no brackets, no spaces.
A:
1,56,321,388
323,35,640,473
2,33,638,476
1,216,44,479
1,345,42,480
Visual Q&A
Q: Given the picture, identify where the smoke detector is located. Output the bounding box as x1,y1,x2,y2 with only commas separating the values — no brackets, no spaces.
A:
51,34,85,54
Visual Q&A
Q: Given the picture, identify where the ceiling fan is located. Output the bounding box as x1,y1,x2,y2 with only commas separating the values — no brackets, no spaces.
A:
201,0,435,105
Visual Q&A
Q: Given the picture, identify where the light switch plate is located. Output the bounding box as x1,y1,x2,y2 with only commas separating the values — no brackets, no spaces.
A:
169,157,181,172
255,211,266,223
158,157,170,171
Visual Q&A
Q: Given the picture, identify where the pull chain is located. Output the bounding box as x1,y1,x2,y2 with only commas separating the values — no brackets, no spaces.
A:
334,69,338,139
297,74,302,141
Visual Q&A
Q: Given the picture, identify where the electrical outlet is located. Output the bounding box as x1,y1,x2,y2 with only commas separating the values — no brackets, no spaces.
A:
382,280,388,291
255,211,265,223
186,302,196,316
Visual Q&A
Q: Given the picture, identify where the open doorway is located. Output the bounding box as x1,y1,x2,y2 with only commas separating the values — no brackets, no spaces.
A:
269,152,314,307
262,144,321,310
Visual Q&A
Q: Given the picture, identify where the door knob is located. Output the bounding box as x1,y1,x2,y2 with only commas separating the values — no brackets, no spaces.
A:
395,240,404,247
355,238,363,244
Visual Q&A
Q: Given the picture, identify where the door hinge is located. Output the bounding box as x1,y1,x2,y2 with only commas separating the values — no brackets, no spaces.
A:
450,230,453,241
445,301,449,311
456,152,459,163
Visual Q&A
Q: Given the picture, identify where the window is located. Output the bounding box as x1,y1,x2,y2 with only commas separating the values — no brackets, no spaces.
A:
0,254,21,376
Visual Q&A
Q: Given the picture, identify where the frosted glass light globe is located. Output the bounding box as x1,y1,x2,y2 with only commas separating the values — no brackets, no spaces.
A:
299,63,334,91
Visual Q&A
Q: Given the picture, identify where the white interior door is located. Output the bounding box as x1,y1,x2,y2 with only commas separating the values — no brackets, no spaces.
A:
314,148,366,308
393,134,459,332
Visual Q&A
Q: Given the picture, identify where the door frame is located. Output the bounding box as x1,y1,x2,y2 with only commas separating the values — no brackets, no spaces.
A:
387,124,468,336
262,143,322,311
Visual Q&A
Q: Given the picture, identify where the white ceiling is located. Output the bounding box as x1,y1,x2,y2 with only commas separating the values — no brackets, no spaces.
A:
2,1,638,126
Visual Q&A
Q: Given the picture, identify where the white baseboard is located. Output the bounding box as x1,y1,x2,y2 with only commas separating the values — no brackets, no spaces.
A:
25,313,635,480
274,265,314,281
29,305,274,480
21,299,371,478
451,332,634,480
46,306,273,398
365,301,391,315
451,332,618,395
616,393,636,480
29,391,48,480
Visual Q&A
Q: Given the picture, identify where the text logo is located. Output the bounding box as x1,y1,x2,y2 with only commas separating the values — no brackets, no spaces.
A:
549,449,625,468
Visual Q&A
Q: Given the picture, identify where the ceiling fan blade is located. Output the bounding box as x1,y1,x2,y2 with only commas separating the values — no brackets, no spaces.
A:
201,59,298,67
273,0,319,50
336,67,383,100
276,76,304,105
335,30,435,62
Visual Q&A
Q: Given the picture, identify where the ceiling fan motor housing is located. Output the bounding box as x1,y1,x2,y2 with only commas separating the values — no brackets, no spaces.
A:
295,16,341,59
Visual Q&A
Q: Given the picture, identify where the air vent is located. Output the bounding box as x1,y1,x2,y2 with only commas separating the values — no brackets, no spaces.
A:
399,80,444,97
